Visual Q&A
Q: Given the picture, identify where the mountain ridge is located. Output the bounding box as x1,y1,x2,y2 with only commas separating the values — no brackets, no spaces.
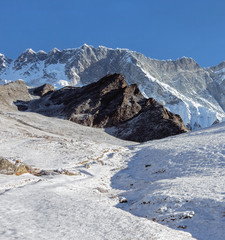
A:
13,74,188,142
0,44,225,129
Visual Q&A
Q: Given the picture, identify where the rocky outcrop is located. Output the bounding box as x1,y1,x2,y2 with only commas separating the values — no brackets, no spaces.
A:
111,102,188,142
0,157,30,175
32,83,55,96
26,73,188,142
0,157,79,176
0,80,31,110
47,73,143,127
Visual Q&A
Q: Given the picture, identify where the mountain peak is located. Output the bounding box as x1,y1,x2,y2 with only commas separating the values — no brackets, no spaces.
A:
37,50,47,54
82,43,92,48
49,48,61,54
174,56,201,70
24,48,36,55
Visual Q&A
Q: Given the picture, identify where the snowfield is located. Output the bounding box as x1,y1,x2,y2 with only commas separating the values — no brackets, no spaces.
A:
112,124,225,240
0,110,224,239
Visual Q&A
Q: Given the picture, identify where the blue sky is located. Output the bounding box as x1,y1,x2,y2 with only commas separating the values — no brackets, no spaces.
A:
1,0,225,67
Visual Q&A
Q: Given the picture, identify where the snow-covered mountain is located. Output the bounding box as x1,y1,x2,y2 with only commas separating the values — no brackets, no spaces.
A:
1,44,225,129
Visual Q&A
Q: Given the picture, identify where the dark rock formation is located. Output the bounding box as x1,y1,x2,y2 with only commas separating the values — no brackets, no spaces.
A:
0,80,31,110
32,83,55,96
27,73,188,142
111,102,187,142
48,73,144,127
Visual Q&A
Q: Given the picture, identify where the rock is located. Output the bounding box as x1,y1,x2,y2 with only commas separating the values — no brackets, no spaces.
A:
23,73,188,142
32,83,55,96
0,157,29,175
0,157,79,176
0,157,16,175
119,197,128,203
112,101,188,142
15,164,29,175
0,80,31,110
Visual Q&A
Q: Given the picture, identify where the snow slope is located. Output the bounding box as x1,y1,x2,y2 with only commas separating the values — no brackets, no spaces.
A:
112,123,225,240
0,106,225,239
0,45,225,129
0,110,194,240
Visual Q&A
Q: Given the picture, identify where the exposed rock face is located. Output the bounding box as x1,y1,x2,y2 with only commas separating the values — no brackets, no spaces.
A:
32,83,55,96
27,74,188,142
0,80,31,110
48,74,142,127
112,103,187,142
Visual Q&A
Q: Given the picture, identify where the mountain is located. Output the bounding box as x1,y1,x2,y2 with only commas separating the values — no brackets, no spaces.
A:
1,44,225,129
11,74,188,142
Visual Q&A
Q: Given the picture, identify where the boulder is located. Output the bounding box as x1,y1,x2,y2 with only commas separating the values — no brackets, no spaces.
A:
32,83,54,97
0,157,29,175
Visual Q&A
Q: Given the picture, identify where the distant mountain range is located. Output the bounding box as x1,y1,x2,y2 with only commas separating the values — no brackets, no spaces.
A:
1,44,225,129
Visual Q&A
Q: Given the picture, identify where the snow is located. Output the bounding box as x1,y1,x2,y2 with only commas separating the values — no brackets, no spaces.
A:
0,61,70,88
0,110,195,240
50,47,61,53
37,50,47,54
215,68,225,74
98,45,114,50
213,68,225,83
138,68,225,128
126,56,133,64
0,61,45,86
112,123,225,240
44,63,70,88
25,48,36,54
0,107,224,239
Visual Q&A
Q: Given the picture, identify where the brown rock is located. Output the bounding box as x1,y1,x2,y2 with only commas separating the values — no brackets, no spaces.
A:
32,83,55,96
15,164,29,175
0,157,29,175
0,157,16,175
0,80,31,111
